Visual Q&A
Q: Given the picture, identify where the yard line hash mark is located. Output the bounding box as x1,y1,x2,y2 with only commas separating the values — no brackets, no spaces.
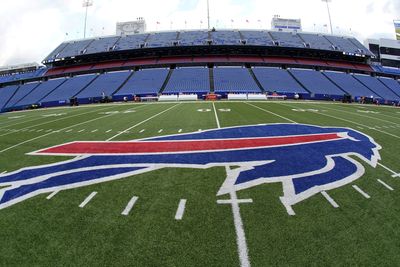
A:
46,190,60,200
175,199,187,220
121,196,139,216
321,191,339,208
79,192,98,208
352,185,371,199
377,179,394,191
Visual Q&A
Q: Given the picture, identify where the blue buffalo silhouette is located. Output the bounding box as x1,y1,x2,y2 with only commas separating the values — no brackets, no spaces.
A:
0,124,381,210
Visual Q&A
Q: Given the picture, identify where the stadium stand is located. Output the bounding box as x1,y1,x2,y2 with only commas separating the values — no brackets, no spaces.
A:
240,31,274,46
323,35,365,55
84,36,121,55
76,71,131,100
16,78,67,107
252,67,308,95
214,67,261,93
297,33,334,51
164,67,210,94
57,39,94,59
178,31,209,46
210,30,241,45
372,65,400,76
114,68,169,97
43,30,374,63
378,77,400,97
323,71,382,98
114,34,149,51
41,74,97,105
269,31,305,48
4,82,41,108
289,69,345,96
0,85,19,109
353,74,400,101
146,32,179,48
0,67,47,84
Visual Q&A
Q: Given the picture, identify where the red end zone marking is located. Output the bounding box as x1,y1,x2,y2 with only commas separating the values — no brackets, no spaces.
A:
36,133,344,155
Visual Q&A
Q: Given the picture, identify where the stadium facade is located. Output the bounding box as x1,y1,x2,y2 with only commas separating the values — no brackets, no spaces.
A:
0,29,400,112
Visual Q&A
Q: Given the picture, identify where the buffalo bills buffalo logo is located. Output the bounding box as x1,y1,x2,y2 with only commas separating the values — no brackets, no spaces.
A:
0,124,381,211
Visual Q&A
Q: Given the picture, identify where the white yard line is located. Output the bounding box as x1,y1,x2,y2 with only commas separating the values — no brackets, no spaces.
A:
178,129,182,133
246,102,297,124
158,129,163,133
377,179,394,191
107,104,180,141
0,171,7,175
0,112,117,154
79,192,97,208
121,196,139,216
0,106,112,138
106,129,112,133
65,129,73,133
78,129,85,133
139,129,145,133
378,163,400,177
46,190,60,200
352,185,371,199
217,199,253,204
174,199,187,220
212,102,221,129
321,191,339,208
323,105,400,126
91,129,98,133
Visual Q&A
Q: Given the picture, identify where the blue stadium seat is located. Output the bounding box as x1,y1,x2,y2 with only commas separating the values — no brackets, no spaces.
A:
179,31,209,46
115,68,169,96
353,74,400,101
85,36,121,54
252,67,307,94
298,33,334,51
290,69,345,95
214,67,261,93
114,34,149,51
240,31,274,46
76,71,131,99
0,85,19,109
41,74,97,103
4,82,41,108
269,31,305,48
164,67,210,94
210,30,241,45
324,71,381,98
378,77,400,97
146,32,178,48
57,39,94,58
16,78,67,106
324,35,363,55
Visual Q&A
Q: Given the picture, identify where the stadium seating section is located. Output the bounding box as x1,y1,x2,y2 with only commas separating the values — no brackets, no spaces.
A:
164,67,210,94
43,30,374,62
214,67,261,93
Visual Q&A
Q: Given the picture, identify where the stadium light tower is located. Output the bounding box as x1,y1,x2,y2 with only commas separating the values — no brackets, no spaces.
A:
83,0,94,39
322,0,333,34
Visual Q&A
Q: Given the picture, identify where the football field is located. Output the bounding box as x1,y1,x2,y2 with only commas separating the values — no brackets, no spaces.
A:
0,100,399,266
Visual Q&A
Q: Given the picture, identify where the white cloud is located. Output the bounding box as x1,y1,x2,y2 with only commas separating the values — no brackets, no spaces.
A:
0,0,398,66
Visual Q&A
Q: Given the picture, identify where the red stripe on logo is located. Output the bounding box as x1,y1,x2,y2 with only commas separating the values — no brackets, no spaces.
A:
36,133,343,155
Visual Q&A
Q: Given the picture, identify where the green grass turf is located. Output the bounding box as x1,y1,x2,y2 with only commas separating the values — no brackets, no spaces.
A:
0,101,399,266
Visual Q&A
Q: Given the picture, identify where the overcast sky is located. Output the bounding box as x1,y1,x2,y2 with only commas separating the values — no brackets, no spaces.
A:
0,0,399,67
